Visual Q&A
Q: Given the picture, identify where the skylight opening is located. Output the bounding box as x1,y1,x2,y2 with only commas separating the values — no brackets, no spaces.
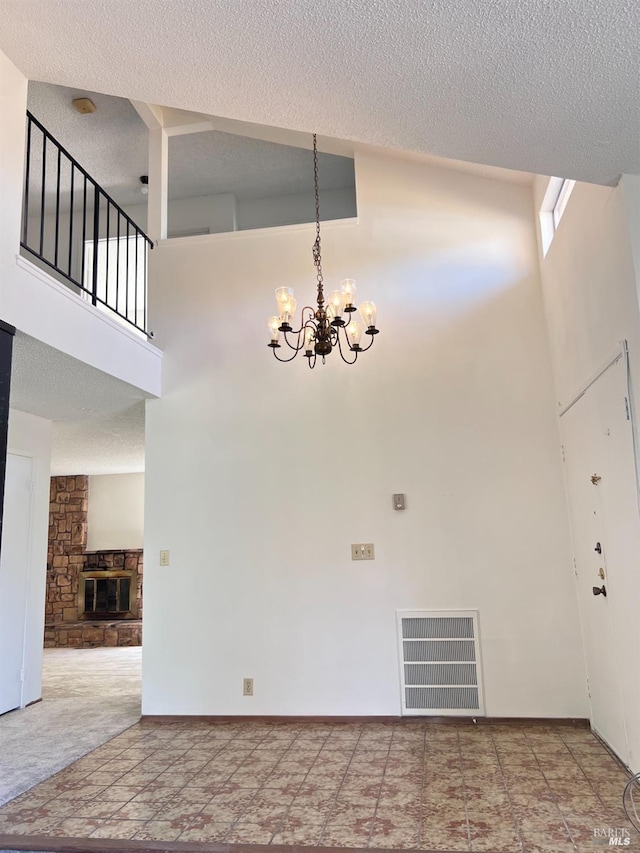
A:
539,177,576,257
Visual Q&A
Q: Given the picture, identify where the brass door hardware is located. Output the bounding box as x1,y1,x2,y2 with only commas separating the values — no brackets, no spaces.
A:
591,474,602,485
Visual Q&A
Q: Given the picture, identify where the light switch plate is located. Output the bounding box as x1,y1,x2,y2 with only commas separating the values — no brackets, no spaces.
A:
393,493,406,510
351,543,375,560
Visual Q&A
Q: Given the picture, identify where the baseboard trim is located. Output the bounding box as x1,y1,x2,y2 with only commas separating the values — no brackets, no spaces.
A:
140,714,590,727
0,834,506,853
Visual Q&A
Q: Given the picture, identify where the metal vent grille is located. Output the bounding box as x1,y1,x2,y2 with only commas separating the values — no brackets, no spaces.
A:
397,611,484,716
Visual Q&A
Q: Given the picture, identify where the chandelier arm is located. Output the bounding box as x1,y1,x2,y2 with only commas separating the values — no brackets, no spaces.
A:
301,306,316,322
272,347,303,363
359,334,377,353
336,328,359,365
282,329,305,351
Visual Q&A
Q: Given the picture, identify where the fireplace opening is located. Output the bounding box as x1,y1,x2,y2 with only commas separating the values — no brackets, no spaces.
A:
77,559,139,621
84,575,131,616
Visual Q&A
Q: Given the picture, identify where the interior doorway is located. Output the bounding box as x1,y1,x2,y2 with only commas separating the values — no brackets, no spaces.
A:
0,453,34,716
560,346,640,771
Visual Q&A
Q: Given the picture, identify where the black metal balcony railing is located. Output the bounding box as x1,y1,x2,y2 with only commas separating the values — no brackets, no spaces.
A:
21,111,153,335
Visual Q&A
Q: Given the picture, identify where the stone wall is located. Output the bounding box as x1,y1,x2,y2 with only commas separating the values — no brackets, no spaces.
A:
45,475,143,648
44,620,142,649
46,475,88,624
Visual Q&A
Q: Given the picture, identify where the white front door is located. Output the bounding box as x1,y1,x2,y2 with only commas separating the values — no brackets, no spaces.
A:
561,354,640,769
0,453,33,715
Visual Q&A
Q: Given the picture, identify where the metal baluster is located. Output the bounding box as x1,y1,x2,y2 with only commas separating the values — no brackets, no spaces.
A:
39,132,46,257
116,212,120,315
143,237,148,333
81,173,87,289
92,184,100,305
68,164,74,278
105,200,110,309
54,147,61,268
135,231,139,327
126,221,130,321
22,116,32,245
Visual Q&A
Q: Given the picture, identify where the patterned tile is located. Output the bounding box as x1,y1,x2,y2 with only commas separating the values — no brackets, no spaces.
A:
133,819,183,840
88,818,147,838
0,718,632,852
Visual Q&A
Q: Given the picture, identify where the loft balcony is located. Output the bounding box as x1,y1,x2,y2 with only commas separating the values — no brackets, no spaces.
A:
12,111,161,396
22,111,152,337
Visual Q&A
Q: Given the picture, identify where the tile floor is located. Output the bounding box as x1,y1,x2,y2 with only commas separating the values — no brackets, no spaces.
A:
0,719,634,852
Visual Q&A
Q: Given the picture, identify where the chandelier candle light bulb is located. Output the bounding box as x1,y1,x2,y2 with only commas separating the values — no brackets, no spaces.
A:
359,300,377,328
268,316,281,344
328,289,346,322
340,278,357,309
304,327,315,355
267,133,380,367
347,318,364,349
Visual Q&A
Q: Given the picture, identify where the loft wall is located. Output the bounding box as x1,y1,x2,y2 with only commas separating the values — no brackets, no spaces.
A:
142,150,586,717
87,473,144,551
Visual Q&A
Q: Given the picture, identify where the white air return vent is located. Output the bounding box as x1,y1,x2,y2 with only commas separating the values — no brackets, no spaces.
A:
397,610,484,716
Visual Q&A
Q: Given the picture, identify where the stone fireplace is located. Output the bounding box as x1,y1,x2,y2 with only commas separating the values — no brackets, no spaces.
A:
44,475,143,648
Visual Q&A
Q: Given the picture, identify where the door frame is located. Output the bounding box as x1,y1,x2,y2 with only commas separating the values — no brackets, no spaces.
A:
2,448,36,710
559,339,640,767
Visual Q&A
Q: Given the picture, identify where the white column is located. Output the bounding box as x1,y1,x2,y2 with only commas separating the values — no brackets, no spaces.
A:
147,127,168,242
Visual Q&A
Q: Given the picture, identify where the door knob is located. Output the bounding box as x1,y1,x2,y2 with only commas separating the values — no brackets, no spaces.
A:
592,585,607,597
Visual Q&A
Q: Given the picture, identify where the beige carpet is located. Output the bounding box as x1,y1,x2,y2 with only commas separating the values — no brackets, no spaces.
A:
0,647,141,806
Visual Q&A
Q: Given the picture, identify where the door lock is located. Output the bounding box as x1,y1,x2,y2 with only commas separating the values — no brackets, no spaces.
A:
598,567,605,580
592,585,607,597
594,542,602,554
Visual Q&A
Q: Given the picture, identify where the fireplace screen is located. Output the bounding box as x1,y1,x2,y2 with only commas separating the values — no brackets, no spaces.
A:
84,576,131,615
79,570,135,619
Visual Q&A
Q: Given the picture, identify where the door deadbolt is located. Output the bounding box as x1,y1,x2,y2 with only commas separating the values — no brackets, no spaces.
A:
598,567,605,580
592,585,607,597
594,542,602,554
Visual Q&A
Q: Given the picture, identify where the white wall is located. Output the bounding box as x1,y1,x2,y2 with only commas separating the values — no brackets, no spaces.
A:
534,176,640,407
6,409,52,705
87,473,144,550
236,188,356,232
620,175,640,316
125,187,357,239
142,149,586,718
534,174,640,771
0,49,161,397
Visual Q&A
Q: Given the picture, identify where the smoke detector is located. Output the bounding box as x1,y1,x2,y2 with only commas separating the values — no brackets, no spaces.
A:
72,97,96,114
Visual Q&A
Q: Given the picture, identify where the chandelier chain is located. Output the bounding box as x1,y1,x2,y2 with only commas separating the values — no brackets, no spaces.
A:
312,133,324,307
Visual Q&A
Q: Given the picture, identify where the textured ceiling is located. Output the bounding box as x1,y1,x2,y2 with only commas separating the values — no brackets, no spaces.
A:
10,333,147,474
27,83,149,209
2,0,638,185
27,83,355,209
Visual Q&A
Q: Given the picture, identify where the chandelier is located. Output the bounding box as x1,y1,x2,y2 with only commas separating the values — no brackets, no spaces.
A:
268,134,379,367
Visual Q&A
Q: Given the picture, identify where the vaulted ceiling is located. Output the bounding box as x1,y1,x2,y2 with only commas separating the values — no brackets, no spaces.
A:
1,0,638,186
